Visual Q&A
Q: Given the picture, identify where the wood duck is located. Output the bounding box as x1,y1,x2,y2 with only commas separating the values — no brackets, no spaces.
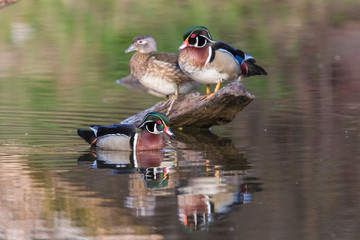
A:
77,112,174,151
178,26,267,96
125,35,199,98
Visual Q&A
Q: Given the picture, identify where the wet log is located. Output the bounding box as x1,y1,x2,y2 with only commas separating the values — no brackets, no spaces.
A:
121,80,254,129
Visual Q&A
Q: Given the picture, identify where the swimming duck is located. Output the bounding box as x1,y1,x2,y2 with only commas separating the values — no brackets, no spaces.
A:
77,112,174,151
178,26,267,96
125,35,199,98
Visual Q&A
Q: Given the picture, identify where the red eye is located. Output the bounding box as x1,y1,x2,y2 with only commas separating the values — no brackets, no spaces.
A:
157,120,162,124
191,34,196,38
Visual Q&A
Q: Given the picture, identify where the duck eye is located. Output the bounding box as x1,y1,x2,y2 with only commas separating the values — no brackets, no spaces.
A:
197,36,207,47
138,40,143,44
188,36,197,45
157,120,162,125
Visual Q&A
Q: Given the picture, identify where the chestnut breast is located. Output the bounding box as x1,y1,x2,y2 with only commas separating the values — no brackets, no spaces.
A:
180,46,209,68
136,131,164,151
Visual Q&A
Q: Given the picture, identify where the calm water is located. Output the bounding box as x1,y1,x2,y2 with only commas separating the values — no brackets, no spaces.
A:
1,1,360,239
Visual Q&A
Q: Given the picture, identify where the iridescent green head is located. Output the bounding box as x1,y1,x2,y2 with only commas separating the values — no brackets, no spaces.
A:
139,112,174,136
182,26,213,41
179,26,213,50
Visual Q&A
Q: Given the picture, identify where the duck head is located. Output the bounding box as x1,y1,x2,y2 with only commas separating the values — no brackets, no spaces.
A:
125,35,157,54
179,26,213,50
138,112,174,137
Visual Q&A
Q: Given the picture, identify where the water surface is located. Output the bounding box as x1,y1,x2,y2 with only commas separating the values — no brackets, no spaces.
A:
1,1,360,239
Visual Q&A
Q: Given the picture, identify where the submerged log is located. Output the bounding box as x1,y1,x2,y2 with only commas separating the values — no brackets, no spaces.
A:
121,80,254,128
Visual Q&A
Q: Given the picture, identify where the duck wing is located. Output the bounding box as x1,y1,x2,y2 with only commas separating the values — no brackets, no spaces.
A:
77,124,136,145
149,52,193,84
94,124,136,138
212,41,267,76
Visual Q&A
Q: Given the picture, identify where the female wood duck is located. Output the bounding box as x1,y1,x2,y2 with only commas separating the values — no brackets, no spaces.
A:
125,35,199,98
77,112,174,151
178,26,267,96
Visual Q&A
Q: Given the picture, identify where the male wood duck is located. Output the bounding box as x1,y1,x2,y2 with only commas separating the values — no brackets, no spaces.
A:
125,35,199,98
77,112,174,151
178,26,267,96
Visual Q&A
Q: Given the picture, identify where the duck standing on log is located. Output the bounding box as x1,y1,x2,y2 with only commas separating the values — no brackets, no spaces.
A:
178,26,267,97
125,35,199,98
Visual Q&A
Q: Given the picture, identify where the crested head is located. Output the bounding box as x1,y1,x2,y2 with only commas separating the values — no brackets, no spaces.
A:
179,26,213,50
142,112,170,125
138,112,174,136
182,26,212,41
125,35,157,54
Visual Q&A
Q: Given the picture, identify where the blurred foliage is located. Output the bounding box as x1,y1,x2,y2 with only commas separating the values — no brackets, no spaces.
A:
0,0,358,124
0,0,359,102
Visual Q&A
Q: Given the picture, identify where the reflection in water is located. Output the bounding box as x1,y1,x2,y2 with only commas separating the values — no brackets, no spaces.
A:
11,21,33,46
78,131,262,230
177,174,261,232
79,148,175,217
167,131,262,232
177,180,254,232
79,148,172,176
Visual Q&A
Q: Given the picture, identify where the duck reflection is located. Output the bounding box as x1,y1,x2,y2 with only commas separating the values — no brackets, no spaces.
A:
77,129,262,229
80,148,173,178
78,148,175,216
172,129,262,231
95,149,165,167
93,150,133,172
177,177,260,232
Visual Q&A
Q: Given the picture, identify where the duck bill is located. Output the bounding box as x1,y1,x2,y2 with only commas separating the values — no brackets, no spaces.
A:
164,126,175,137
125,44,136,53
178,38,189,50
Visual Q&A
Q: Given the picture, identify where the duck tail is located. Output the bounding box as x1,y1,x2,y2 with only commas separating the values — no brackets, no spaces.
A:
77,129,97,145
241,59,267,77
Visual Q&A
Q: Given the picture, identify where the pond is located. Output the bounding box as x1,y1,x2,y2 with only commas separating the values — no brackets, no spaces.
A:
1,1,360,239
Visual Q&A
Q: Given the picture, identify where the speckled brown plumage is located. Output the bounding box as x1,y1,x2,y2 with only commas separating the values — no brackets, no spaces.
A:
125,35,199,97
